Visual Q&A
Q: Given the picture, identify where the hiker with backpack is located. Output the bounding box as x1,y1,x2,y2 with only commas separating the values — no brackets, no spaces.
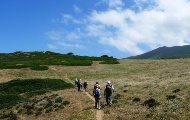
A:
74,78,78,87
80,79,83,90
83,80,88,91
93,82,101,110
104,81,114,107
77,79,82,92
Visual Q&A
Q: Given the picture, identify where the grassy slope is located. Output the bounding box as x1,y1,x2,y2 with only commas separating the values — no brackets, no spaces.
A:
1,59,190,119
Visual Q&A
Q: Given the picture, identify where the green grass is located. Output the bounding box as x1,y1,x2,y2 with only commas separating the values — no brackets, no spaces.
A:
0,78,74,109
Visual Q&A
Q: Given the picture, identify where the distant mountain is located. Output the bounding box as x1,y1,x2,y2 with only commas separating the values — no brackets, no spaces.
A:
127,45,190,59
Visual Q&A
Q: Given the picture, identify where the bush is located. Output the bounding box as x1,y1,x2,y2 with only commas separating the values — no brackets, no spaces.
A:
25,90,48,98
0,79,74,110
62,100,70,105
173,89,180,93
30,65,49,71
142,98,160,108
0,94,24,109
166,95,176,100
114,94,123,99
55,96,63,103
133,98,141,102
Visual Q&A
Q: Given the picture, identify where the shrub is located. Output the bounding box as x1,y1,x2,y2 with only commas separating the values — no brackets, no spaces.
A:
25,90,48,98
133,98,141,102
123,90,128,93
142,98,160,108
0,94,24,109
0,79,74,110
63,100,70,105
166,95,176,100
114,94,123,99
30,65,49,71
173,89,180,93
55,96,63,103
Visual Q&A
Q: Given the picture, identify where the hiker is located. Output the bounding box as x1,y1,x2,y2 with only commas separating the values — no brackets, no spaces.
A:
80,79,83,89
74,78,78,86
83,80,88,91
77,79,81,92
93,83,101,110
94,82,99,89
104,81,114,107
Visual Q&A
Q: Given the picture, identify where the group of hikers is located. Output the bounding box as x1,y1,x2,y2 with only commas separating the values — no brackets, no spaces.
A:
74,79,114,110
74,78,88,92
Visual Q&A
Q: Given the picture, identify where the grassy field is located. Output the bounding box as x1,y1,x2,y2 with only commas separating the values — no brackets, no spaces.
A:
1,59,190,119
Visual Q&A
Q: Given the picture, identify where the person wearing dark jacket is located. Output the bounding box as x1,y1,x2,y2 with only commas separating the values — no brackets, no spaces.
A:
104,81,114,106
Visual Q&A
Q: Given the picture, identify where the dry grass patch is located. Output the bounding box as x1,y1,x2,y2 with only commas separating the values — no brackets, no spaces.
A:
1,59,190,119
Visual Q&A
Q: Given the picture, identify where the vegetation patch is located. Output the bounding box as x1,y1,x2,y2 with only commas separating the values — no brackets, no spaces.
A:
123,90,128,93
173,89,180,93
0,94,70,119
0,78,74,110
0,51,119,70
142,98,160,108
0,94,25,109
166,95,176,100
30,65,49,71
133,97,141,102
114,94,123,99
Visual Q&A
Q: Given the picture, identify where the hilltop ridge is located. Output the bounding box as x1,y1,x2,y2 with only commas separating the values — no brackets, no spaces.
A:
127,45,190,59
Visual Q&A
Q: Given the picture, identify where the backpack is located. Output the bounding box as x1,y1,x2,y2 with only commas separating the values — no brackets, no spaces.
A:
106,85,112,94
77,80,81,86
84,82,87,86
94,89,100,97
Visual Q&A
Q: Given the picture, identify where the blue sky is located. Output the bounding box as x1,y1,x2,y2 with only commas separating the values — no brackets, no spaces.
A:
1,0,190,59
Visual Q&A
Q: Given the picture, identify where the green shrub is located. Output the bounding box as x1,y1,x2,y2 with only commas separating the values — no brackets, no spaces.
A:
0,78,74,110
62,100,70,105
0,94,24,109
0,51,119,69
25,90,48,98
55,96,63,103
30,65,49,71
133,97,141,102
142,98,160,108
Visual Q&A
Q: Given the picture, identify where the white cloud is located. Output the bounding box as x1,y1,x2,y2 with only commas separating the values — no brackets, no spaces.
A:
46,28,84,50
46,31,65,41
66,32,81,40
99,0,124,9
48,44,57,49
47,0,190,56
86,0,190,55
61,14,80,24
108,0,124,8
58,41,85,49
73,5,82,13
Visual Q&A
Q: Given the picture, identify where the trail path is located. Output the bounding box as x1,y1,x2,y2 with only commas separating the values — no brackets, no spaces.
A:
84,91,104,120
63,62,104,120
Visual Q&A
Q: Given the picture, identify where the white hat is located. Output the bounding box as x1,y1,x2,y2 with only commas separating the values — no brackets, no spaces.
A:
107,81,111,84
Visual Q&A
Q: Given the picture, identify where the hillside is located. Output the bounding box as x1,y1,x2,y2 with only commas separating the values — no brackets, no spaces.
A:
127,45,190,59
0,51,119,70
1,59,190,119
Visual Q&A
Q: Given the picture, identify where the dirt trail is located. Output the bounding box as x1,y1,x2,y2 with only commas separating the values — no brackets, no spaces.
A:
84,91,104,120
64,72,104,120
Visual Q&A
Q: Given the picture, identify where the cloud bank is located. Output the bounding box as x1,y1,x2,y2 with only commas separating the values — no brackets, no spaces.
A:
47,0,190,56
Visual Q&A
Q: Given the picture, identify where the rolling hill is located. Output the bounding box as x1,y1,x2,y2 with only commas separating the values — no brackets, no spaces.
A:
127,45,190,59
